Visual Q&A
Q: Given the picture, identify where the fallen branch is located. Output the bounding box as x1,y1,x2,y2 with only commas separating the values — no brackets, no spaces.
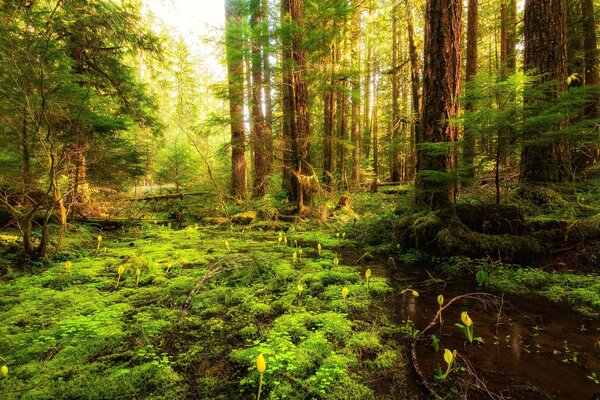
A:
410,292,501,399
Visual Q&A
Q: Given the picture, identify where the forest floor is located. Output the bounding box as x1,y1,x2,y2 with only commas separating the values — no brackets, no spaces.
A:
0,191,599,399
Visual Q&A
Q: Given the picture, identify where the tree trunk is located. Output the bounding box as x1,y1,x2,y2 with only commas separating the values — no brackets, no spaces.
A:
363,36,372,159
520,0,572,183
351,3,361,184
391,3,401,182
414,0,462,210
406,0,421,182
499,0,517,166
281,0,294,198
283,0,311,212
262,0,274,128
372,70,379,187
336,37,348,189
500,0,517,77
250,0,271,198
463,0,478,179
21,110,31,205
581,0,598,115
225,0,247,199
323,42,336,186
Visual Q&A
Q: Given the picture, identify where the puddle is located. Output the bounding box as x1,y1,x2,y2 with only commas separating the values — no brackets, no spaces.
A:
345,252,600,399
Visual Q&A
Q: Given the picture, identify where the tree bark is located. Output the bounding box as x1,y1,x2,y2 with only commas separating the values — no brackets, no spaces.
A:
323,41,336,186
414,0,462,210
406,0,420,181
363,36,372,159
350,3,361,184
581,0,598,115
225,0,247,199
391,3,401,182
336,36,348,189
520,0,572,183
250,0,271,198
463,0,478,179
283,0,311,212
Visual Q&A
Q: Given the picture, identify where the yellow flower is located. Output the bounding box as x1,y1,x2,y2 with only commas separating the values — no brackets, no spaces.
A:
1,365,7,377
297,283,304,293
461,311,472,327
333,257,339,266
411,290,419,297
118,266,125,276
97,235,102,243
256,353,266,375
443,349,453,366
136,268,141,277
317,243,321,254
437,295,444,307
65,261,72,272
292,252,298,263
342,287,349,300
365,268,371,279
224,240,231,252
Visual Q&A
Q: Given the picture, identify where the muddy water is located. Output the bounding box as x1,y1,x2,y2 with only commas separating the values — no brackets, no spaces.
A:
349,256,600,399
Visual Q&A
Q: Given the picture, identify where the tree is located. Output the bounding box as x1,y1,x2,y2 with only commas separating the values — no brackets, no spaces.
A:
520,0,571,183
288,0,312,211
405,0,421,181
462,0,478,178
350,1,361,184
414,0,462,210
250,0,272,198
390,2,401,182
225,0,247,199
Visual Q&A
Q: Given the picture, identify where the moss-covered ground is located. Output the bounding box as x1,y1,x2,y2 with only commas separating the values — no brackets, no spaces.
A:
0,224,417,399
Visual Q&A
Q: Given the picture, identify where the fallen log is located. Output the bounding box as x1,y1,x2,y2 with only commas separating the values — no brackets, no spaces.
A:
125,191,212,202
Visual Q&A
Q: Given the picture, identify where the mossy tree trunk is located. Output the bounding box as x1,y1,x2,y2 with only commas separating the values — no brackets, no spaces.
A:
520,0,572,184
414,0,462,210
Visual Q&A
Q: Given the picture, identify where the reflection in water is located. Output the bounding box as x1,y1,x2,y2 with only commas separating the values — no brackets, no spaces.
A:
510,323,522,361
400,295,417,321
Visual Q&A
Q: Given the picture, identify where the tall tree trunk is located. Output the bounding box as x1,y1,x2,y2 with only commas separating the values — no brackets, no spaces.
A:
499,0,517,166
336,37,348,189
391,3,401,182
225,0,247,199
414,0,462,210
262,0,273,129
363,36,372,159
323,42,336,186
72,144,89,218
463,0,478,179
500,0,517,77
283,0,311,212
351,3,361,184
250,0,270,198
372,70,379,188
582,0,598,114
21,111,30,205
406,0,421,181
520,0,571,183
281,0,295,197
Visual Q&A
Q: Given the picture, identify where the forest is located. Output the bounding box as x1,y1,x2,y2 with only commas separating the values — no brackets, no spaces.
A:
0,0,599,398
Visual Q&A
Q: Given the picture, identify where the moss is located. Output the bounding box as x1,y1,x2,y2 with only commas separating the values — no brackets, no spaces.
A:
230,211,257,225
396,210,547,263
